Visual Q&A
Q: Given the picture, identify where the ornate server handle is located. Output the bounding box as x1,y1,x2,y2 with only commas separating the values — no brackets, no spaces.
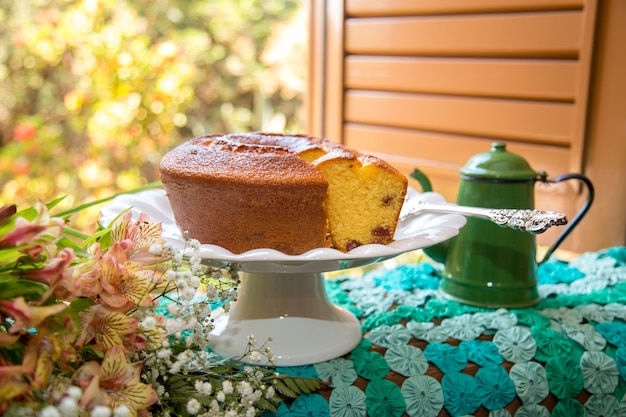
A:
404,203,568,234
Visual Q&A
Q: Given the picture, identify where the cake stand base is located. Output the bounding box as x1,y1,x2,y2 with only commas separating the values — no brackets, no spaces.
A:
208,271,362,366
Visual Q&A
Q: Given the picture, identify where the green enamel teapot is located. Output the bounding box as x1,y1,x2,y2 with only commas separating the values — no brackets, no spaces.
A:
411,142,594,308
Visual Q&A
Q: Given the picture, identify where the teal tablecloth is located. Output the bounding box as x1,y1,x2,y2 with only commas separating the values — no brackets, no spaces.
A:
264,246,626,417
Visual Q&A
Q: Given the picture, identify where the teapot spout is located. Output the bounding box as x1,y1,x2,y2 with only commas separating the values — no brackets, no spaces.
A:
410,168,433,193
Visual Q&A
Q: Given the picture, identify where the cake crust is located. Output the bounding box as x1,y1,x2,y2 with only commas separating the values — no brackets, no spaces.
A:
160,134,329,254
159,132,408,254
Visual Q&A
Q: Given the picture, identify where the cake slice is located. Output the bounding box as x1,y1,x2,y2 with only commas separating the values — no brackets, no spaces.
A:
313,149,408,252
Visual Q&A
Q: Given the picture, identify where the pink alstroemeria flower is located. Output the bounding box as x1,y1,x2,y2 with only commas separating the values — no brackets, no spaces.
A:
0,201,63,249
22,247,74,304
0,204,17,226
74,345,158,416
57,243,105,300
20,334,62,391
0,356,30,411
110,212,166,266
75,305,138,350
98,253,159,312
0,297,67,334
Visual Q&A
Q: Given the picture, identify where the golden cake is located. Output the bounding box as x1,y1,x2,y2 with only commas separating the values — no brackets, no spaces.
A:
159,132,408,254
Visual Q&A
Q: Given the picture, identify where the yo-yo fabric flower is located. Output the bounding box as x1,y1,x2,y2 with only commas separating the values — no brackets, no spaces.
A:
314,358,358,388
614,347,626,380
545,355,584,399
276,365,319,379
595,321,626,347
511,309,551,329
493,326,536,363
407,321,450,343
439,314,484,341
531,326,571,363
580,351,619,394
329,386,367,417
401,375,444,417
350,350,390,381
385,345,429,377
488,409,512,417
441,372,481,416
563,323,607,351
538,260,584,285
583,394,621,417
513,404,550,417
551,398,585,417
509,362,549,404
475,366,516,410
368,324,413,348
459,340,503,367
472,309,518,332
365,379,406,417
424,343,467,374
290,393,330,417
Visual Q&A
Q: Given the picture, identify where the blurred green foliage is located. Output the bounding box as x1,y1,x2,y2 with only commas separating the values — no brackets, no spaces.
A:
0,0,305,229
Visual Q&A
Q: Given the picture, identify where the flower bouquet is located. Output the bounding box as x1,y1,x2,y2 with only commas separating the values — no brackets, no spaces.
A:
0,186,322,417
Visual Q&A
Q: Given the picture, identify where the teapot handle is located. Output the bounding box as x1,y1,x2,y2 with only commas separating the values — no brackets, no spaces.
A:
538,173,595,263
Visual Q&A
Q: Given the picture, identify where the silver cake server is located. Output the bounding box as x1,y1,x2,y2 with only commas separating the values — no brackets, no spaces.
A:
401,202,568,234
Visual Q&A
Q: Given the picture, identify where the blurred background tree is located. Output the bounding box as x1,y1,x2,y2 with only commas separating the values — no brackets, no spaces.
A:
0,0,306,229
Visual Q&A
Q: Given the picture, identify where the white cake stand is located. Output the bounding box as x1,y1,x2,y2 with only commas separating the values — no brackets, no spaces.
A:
101,188,466,366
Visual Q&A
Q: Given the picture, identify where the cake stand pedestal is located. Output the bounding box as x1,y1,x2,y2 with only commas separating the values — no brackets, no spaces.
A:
209,271,360,366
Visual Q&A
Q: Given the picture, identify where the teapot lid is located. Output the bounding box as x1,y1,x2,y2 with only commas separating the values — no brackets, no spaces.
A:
460,142,537,180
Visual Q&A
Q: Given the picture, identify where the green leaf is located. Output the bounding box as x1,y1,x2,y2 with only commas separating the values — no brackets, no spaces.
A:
271,379,297,398
294,377,323,393
54,181,163,219
0,278,47,301
255,397,279,413
55,235,89,257
284,377,300,394
68,297,95,317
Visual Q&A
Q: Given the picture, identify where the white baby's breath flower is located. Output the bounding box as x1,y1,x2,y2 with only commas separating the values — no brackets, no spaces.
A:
206,284,218,299
58,396,79,417
265,385,276,399
141,316,157,330
195,380,213,396
181,286,196,301
222,380,233,394
149,244,163,255
156,348,172,359
248,351,262,364
91,405,112,417
237,381,252,396
166,269,177,282
40,406,62,417
173,252,183,264
216,391,225,402
186,398,202,415
189,275,201,288
113,405,131,417
246,407,256,417
66,385,82,400
166,302,180,316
